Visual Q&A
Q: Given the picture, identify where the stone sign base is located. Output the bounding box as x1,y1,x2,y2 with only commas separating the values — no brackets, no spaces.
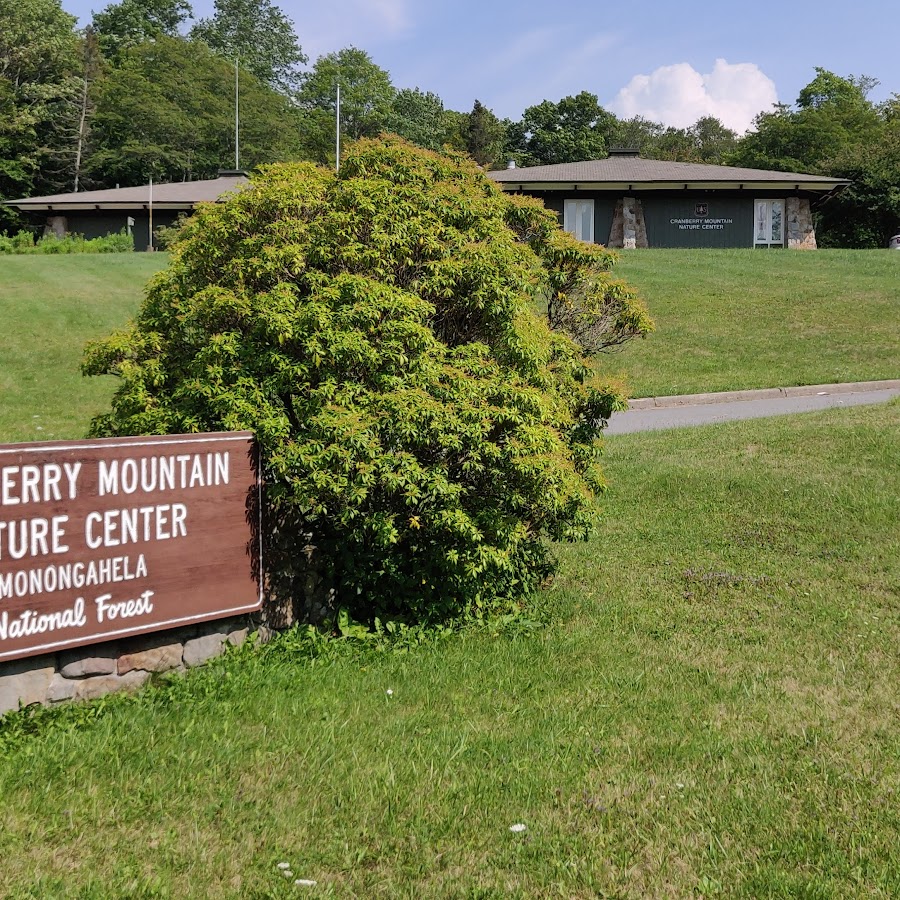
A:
0,615,253,715
0,540,338,717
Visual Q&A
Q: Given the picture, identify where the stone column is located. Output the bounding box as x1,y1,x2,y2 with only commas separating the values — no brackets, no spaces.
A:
607,197,648,249
44,216,68,239
622,197,637,249
786,197,817,250
608,199,624,248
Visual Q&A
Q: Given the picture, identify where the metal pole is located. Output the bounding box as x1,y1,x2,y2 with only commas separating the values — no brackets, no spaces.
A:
335,81,340,173
148,177,154,251
235,56,240,171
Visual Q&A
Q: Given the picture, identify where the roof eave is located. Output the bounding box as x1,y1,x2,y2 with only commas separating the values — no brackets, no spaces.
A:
494,180,849,192
5,201,200,211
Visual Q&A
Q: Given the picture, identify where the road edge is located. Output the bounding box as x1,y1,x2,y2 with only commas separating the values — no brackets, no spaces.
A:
629,379,900,410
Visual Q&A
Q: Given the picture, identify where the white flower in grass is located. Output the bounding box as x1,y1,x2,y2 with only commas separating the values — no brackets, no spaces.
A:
277,862,291,870
295,879,318,886
386,688,394,697
509,823,527,833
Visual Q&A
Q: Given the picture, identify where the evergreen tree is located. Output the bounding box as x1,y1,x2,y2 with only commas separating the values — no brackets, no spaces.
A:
463,99,505,168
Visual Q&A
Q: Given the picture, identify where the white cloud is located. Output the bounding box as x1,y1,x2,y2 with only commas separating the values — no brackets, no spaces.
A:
610,59,778,134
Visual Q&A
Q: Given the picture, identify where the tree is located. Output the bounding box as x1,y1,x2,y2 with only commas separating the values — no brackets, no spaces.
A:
73,26,103,191
299,48,394,136
296,47,395,165
730,69,881,174
728,67,888,246
384,87,446,151
797,68,876,110
439,108,469,152
84,138,652,624
815,116,900,247
638,116,737,164
92,0,192,57
190,0,305,93
508,92,618,166
86,36,305,186
685,116,737,163
0,0,82,228
462,99,505,168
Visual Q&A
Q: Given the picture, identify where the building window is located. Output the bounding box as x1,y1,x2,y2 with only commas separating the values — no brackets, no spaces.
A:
564,199,594,243
754,199,784,247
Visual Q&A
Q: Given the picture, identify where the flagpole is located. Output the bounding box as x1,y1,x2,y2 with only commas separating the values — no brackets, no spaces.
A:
335,81,340,173
235,56,240,170
148,177,154,252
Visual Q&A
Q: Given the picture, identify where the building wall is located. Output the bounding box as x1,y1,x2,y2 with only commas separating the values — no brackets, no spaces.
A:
36,209,182,251
641,195,756,248
517,188,818,249
523,192,617,250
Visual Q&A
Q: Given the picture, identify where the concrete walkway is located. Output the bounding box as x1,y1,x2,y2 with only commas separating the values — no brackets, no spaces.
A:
607,380,900,435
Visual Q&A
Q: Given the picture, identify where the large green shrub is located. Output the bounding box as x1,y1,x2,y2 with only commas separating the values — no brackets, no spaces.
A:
84,138,652,622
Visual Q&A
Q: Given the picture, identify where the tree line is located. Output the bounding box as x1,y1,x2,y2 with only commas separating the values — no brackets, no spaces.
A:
1,0,897,246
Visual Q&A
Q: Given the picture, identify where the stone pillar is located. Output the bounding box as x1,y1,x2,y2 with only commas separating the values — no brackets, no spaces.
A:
632,198,649,248
608,200,624,248
622,197,637,249
607,197,648,249
786,197,817,250
44,216,68,239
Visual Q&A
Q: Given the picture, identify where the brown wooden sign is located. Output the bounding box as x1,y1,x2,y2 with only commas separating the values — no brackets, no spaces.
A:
0,432,261,662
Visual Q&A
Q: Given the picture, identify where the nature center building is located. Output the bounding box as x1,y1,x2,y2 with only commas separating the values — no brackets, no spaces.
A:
5,171,248,251
487,150,849,250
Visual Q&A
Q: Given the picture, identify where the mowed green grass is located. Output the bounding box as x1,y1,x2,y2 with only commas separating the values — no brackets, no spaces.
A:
2,401,898,898
609,249,900,397
0,250,896,442
0,255,166,443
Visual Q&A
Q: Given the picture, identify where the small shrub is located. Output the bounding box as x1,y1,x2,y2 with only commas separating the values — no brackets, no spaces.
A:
0,230,37,252
84,138,651,623
153,215,188,250
0,229,133,253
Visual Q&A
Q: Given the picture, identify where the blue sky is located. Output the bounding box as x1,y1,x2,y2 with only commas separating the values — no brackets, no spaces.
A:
63,0,897,133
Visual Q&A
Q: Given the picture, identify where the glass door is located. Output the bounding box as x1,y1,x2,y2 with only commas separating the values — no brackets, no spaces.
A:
754,199,784,247
564,199,595,243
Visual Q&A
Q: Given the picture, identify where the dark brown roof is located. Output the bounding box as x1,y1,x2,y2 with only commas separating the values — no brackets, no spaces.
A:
489,158,848,190
7,175,249,210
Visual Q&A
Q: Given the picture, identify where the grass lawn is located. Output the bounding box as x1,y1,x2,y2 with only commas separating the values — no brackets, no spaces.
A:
609,249,900,398
0,250,896,443
2,400,898,898
0,254,166,443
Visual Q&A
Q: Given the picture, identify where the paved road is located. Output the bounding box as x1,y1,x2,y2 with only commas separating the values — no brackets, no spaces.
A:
607,383,900,435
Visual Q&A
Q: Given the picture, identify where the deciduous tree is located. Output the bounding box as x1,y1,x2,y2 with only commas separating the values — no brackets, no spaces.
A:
384,87,446,151
92,0,192,57
0,0,81,227
190,0,305,92
508,92,617,166
87,36,305,186
296,47,395,164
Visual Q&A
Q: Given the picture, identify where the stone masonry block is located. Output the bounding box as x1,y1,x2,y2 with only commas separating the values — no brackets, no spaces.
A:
74,669,150,702
60,646,118,678
117,641,184,675
47,674,78,703
0,658,56,715
227,627,250,647
183,632,227,668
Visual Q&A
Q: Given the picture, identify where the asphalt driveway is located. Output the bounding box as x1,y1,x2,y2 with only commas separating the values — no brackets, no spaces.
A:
607,380,900,435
